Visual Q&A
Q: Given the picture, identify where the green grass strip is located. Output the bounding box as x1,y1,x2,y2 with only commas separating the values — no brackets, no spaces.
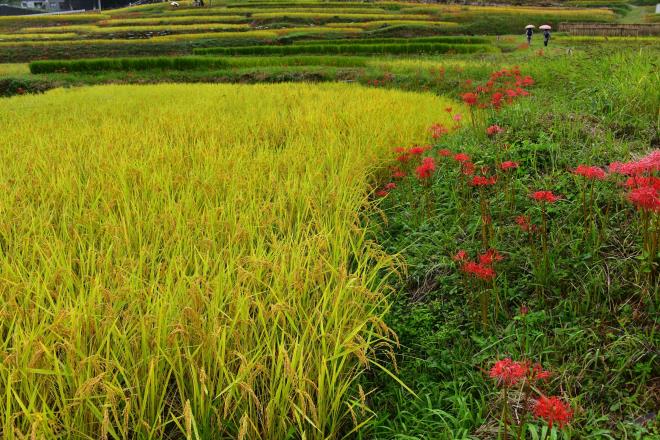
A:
29,56,230,74
292,36,489,45
194,42,497,56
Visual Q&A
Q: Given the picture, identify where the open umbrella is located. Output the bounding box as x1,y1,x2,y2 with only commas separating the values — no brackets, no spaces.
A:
525,25,535,29
539,25,552,30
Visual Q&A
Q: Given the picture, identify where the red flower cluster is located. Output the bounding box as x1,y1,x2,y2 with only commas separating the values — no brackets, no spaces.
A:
515,215,537,233
486,124,503,137
391,168,406,179
531,191,561,203
488,358,553,388
376,182,397,197
532,396,573,429
460,67,534,110
454,153,470,162
462,92,478,106
461,161,476,176
415,157,436,180
573,164,606,180
609,150,660,176
409,145,430,156
478,249,504,265
462,261,496,280
471,175,498,187
453,249,468,262
500,161,519,171
610,150,660,212
529,363,552,381
489,358,527,386
625,176,660,190
438,149,452,157
457,249,503,281
628,186,660,212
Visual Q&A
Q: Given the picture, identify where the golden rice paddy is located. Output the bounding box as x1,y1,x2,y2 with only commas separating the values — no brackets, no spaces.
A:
0,83,456,439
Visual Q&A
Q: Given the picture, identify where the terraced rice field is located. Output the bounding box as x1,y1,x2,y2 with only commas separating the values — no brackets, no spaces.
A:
0,0,616,62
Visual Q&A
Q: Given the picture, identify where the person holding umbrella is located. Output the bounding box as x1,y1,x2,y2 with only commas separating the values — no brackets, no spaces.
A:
525,25,535,45
540,24,552,47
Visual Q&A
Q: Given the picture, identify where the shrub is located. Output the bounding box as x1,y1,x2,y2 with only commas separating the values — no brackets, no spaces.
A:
194,42,498,56
29,56,230,73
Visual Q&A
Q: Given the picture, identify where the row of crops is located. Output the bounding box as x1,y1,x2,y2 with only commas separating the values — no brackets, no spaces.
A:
0,0,617,62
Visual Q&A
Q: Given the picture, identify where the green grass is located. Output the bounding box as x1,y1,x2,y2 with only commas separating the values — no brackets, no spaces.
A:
361,46,659,439
194,42,499,56
29,55,372,74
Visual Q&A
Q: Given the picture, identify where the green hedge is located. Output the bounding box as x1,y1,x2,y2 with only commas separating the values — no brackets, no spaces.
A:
292,36,490,45
29,56,229,74
194,42,497,56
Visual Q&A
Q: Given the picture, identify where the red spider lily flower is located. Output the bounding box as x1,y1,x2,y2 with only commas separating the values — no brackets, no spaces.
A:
531,191,561,203
486,80,494,88
396,154,410,163
628,186,660,212
532,396,573,429
489,358,528,387
625,176,660,190
478,249,504,266
454,153,470,162
453,113,462,122
529,363,552,381
462,161,476,176
573,165,606,180
415,157,436,180
438,149,452,157
391,169,406,179
394,147,406,154
517,87,530,97
462,92,478,106
609,150,660,176
453,249,468,262
465,79,473,86
462,261,496,281
521,76,534,86
506,89,517,98
409,146,427,155
470,175,498,187
445,107,453,113
384,182,396,190
491,92,504,108
376,189,389,197
429,123,449,139
500,161,519,171
520,304,529,316
486,125,503,137
515,215,532,232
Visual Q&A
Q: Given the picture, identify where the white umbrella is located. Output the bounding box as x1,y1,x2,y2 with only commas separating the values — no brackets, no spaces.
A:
525,25,535,29
539,25,552,30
